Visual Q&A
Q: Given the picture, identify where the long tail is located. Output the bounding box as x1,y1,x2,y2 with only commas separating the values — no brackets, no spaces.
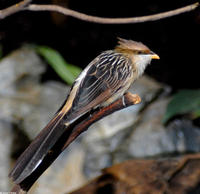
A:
9,111,68,184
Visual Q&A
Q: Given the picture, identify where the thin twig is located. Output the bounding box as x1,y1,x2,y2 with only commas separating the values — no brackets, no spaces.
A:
10,92,141,193
0,0,31,19
0,1,199,24
26,2,199,24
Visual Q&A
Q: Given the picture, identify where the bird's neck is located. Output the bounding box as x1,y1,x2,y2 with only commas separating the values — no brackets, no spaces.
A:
115,48,150,77
134,54,151,77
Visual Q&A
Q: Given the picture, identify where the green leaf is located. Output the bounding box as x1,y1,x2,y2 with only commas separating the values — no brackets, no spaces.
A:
162,89,200,124
193,107,200,118
36,46,82,85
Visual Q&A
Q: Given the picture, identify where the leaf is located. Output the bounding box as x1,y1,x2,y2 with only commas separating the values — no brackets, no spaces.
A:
70,154,200,194
163,89,200,124
193,107,200,118
36,46,82,85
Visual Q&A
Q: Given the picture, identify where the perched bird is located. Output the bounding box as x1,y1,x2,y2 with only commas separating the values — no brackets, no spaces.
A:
9,38,159,184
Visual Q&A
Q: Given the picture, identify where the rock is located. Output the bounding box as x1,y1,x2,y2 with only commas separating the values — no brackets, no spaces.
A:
167,119,200,153
0,121,13,191
83,139,112,178
0,47,46,123
0,47,69,138
0,47,46,191
0,80,68,139
82,76,165,178
83,75,163,142
22,81,68,138
0,47,86,193
31,143,87,194
82,94,200,178
0,47,46,96
127,98,173,158
124,101,200,159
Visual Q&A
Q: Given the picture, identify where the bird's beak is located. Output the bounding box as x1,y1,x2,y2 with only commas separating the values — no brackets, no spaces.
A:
151,53,160,60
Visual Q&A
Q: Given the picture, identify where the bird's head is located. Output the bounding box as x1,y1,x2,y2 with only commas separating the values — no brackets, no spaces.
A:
115,38,159,76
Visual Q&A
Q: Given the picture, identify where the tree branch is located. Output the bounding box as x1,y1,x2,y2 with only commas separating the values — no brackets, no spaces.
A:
0,0,31,19
26,2,199,24
0,1,199,24
11,92,141,193
62,92,141,150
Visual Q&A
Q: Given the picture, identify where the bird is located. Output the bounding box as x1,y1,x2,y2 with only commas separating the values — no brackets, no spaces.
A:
9,38,159,184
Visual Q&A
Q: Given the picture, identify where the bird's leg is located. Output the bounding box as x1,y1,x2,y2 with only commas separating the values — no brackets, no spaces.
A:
122,94,126,106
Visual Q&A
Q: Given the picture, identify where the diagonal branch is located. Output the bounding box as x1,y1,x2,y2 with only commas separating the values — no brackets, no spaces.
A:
62,92,141,150
11,92,141,194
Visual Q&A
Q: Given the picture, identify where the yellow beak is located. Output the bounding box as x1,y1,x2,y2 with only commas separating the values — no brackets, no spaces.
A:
151,53,160,60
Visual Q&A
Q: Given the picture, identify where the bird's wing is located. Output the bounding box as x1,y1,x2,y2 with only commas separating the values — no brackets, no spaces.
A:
9,51,132,184
65,51,132,122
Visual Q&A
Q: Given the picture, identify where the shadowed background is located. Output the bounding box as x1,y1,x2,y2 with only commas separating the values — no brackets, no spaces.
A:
0,0,199,90
0,1,200,193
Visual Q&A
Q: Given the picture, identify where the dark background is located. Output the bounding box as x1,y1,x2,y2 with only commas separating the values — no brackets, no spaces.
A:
0,0,199,90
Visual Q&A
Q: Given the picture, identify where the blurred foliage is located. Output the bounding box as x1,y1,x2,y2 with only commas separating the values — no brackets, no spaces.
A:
36,46,82,85
163,89,200,124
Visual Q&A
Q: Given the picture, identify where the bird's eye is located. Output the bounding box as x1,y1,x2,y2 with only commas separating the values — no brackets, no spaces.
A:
137,51,143,54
